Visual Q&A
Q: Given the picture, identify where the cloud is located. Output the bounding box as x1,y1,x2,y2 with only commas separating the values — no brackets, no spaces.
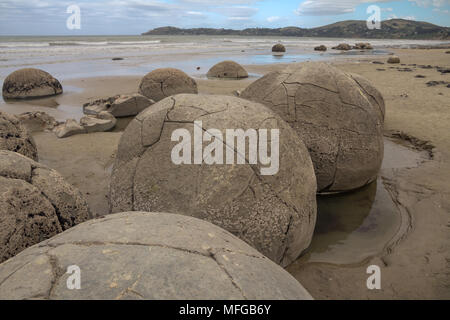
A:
267,16,280,22
408,0,449,7
294,0,396,16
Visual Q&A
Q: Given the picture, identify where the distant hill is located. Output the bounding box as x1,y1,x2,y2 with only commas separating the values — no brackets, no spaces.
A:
142,19,449,40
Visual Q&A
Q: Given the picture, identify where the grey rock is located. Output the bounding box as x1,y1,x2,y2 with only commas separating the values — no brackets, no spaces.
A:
80,112,116,133
272,44,286,53
207,61,248,79
109,93,154,117
110,94,317,267
387,56,401,64
53,119,86,138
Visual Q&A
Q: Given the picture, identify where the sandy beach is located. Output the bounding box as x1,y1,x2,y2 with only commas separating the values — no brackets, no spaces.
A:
0,45,449,299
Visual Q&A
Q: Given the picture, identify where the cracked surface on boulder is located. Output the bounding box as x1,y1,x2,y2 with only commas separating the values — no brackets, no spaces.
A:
138,68,198,102
110,94,317,267
2,68,62,100
241,62,384,192
0,111,38,161
0,211,313,300
0,150,90,263
207,61,249,79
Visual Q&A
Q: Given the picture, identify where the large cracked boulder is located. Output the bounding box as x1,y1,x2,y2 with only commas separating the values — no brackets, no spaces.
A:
241,62,384,193
110,94,317,267
138,68,198,102
207,61,249,79
0,212,313,300
0,150,90,263
2,68,63,99
0,111,38,161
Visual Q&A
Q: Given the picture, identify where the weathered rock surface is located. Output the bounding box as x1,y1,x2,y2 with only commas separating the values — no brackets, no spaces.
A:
83,96,118,116
0,211,313,299
80,112,116,133
53,119,86,138
332,43,352,51
353,43,373,50
2,68,63,99
388,56,401,64
18,111,59,133
207,61,248,79
83,94,153,118
110,94,317,267
272,44,286,52
138,68,198,102
241,62,384,193
314,45,327,51
0,111,38,161
0,150,89,263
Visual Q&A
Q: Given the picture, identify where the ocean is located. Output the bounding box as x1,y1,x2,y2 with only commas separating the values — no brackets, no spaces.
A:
1,35,449,81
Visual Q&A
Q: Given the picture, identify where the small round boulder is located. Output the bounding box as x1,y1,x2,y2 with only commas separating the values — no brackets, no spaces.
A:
2,68,63,100
0,212,313,299
0,150,90,263
110,94,317,267
207,61,248,79
387,56,400,64
272,44,286,53
0,111,38,161
138,68,198,102
241,62,384,193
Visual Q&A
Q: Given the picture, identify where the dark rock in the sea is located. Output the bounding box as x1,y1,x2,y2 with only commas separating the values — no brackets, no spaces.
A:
332,43,351,51
415,75,426,78
112,57,124,61
437,68,450,74
372,61,384,65
377,69,386,71
2,68,63,100
206,61,248,79
0,111,38,161
272,43,286,53
387,56,400,64
0,150,89,263
314,45,327,51
446,51,450,54
419,64,433,69
398,68,413,72
353,43,373,50
196,66,200,70
138,68,198,102
426,80,449,87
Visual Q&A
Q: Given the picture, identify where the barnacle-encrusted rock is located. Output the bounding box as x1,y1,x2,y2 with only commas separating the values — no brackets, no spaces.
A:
241,62,384,193
0,211,313,299
0,150,90,263
0,111,38,161
2,68,62,99
110,94,317,267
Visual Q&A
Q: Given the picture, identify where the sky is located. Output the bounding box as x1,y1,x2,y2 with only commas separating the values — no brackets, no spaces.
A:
0,0,449,35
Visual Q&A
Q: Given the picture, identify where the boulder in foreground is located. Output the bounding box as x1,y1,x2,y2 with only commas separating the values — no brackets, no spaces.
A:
241,62,384,193
2,68,62,99
0,150,90,263
110,94,317,267
0,211,313,300
0,111,38,161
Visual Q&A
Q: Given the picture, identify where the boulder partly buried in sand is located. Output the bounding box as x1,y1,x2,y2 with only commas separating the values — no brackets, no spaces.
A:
353,43,373,50
0,111,38,161
2,68,62,100
388,56,401,64
0,211,313,299
241,62,384,193
138,68,198,102
206,61,248,79
272,44,286,53
110,94,317,267
0,150,90,263
332,43,352,51
314,45,327,52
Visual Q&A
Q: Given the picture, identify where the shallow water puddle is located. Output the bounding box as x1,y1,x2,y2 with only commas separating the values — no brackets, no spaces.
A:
291,138,427,266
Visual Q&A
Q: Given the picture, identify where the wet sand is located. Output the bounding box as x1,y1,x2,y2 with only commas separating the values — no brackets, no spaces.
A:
1,47,449,299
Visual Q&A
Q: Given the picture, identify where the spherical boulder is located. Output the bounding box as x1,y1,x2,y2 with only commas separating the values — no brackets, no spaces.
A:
110,94,317,267
272,44,286,53
0,211,313,300
207,61,248,79
387,56,400,64
241,62,384,193
138,68,198,102
0,111,38,161
2,68,62,99
0,150,90,263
